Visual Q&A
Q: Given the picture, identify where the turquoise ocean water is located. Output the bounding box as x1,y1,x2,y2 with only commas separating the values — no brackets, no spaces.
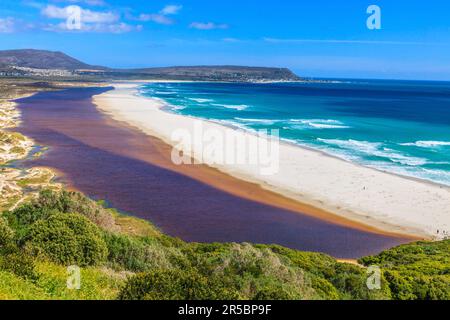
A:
140,80,450,186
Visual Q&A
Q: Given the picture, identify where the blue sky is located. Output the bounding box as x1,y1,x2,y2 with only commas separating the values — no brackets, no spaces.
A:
1,0,450,80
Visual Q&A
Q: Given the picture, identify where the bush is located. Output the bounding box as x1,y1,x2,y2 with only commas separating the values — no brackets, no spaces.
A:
0,217,14,247
5,190,117,233
253,284,298,300
185,243,318,300
24,213,108,267
330,263,391,300
359,240,450,300
270,245,392,300
118,269,239,300
0,248,39,281
4,204,55,237
104,233,174,272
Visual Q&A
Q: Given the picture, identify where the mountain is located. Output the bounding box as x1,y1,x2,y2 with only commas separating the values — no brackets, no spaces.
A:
0,49,103,70
0,49,301,82
126,66,301,82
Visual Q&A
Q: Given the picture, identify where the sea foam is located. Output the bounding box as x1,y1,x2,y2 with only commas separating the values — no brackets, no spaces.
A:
400,141,450,148
288,119,350,129
317,139,428,166
235,118,350,129
212,103,249,111
188,98,214,103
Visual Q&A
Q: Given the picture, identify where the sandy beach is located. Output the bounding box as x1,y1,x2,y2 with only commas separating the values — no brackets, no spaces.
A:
93,83,450,240
0,82,62,211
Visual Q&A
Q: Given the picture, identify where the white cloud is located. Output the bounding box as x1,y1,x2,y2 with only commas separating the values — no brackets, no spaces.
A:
0,17,15,33
137,13,173,25
45,21,141,33
42,5,118,23
41,5,142,33
160,4,182,15
133,4,182,25
189,22,228,30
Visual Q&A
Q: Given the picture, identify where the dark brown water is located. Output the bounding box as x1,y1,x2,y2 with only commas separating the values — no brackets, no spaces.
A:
16,87,411,258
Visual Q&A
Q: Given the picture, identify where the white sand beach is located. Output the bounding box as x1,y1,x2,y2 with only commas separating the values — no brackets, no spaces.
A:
93,83,450,239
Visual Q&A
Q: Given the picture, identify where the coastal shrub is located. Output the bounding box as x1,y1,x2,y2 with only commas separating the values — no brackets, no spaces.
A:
268,245,338,278
0,217,14,247
359,240,450,300
0,248,39,281
24,213,108,267
184,243,319,299
5,190,118,233
43,190,118,231
359,240,450,273
253,284,298,300
269,245,392,299
1,191,449,300
118,269,239,300
384,271,450,300
104,233,174,272
414,277,450,300
4,203,57,237
330,263,391,300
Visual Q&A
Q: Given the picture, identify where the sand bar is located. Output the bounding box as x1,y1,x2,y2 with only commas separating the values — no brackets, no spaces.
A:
93,83,450,239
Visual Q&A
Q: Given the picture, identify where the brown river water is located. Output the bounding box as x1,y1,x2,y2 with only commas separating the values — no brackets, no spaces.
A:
16,87,412,258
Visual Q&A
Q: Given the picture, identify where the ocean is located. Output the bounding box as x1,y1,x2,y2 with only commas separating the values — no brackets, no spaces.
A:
140,80,450,186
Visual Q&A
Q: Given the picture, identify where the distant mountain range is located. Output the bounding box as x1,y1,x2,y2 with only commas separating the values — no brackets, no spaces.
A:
0,49,301,82
0,49,100,70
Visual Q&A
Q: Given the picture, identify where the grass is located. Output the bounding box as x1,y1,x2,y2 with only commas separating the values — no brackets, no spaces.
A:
17,172,54,188
112,211,161,238
0,271,49,300
0,262,126,300
34,261,125,300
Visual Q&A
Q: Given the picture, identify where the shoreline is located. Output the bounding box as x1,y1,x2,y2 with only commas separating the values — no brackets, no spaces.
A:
14,84,416,258
93,83,450,240
0,81,111,212
0,85,62,211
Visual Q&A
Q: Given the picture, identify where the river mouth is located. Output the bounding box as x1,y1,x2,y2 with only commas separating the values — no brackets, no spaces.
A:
15,87,411,259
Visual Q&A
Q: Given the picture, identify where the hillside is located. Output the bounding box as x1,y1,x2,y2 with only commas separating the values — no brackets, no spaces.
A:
126,66,301,82
0,49,301,82
0,189,448,300
0,49,100,71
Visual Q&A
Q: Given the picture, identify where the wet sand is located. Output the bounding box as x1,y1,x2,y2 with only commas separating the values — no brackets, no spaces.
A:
16,87,414,258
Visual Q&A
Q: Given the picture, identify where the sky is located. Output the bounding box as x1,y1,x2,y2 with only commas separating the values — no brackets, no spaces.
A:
1,0,450,80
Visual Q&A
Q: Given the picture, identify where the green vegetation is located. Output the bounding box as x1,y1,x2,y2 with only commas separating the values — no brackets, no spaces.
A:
16,170,54,188
0,190,448,300
10,146,25,155
119,269,239,300
0,217,14,247
359,240,450,300
25,214,108,266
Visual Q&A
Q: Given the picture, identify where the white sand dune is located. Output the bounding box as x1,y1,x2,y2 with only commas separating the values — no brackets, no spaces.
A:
93,83,450,239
